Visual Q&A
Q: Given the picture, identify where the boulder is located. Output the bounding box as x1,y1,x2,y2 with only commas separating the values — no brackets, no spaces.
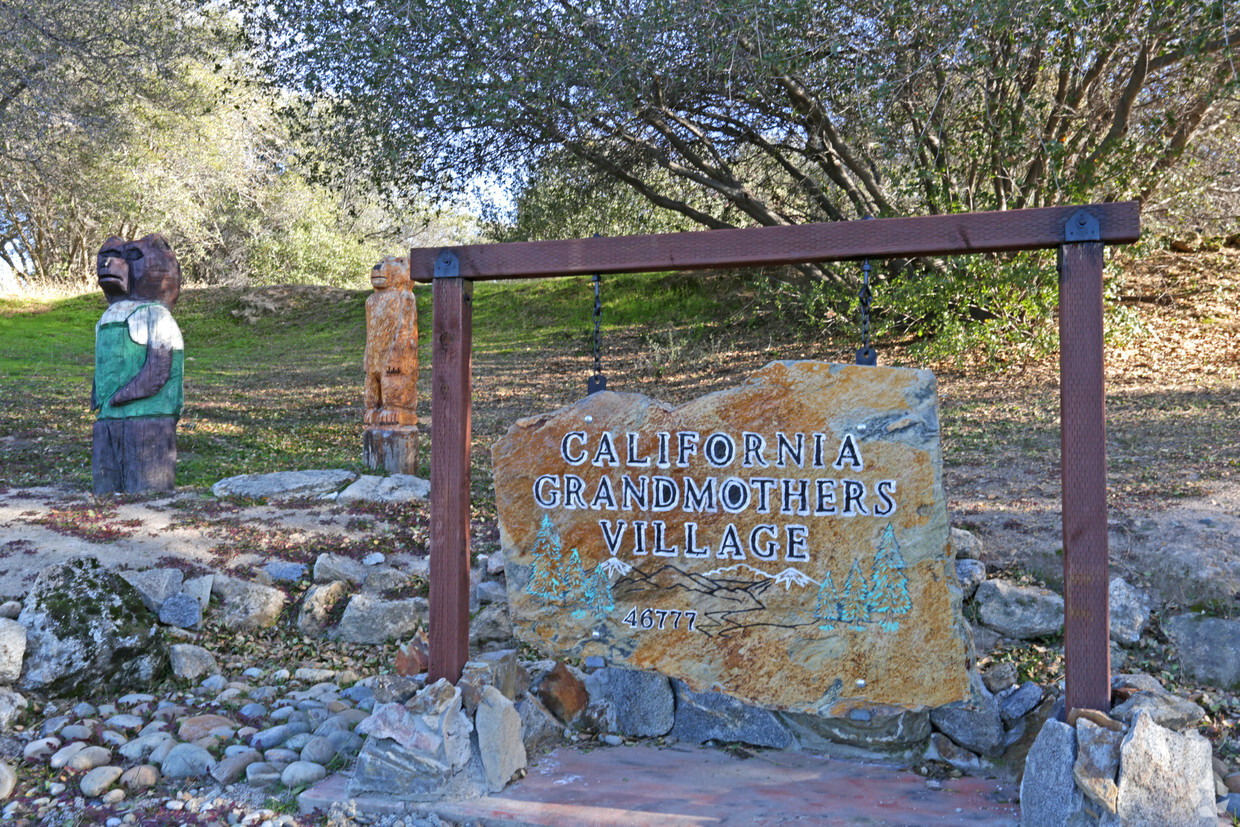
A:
950,527,984,560
263,561,307,583
1110,691,1205,731
182,575,213,612
169,644,218,681
1074,717,1121,816
297,581,351,638
515,695,562,755
924,731,981,773
158,593,202,629
669,680,792,749
337,474,430,504
120,568,183,613
337,594,427,644
211,577,286,631
955,559,987,600
0,619,26,685
974,579,1063,639
211,469,357,500
475,686,526,792
998,682,1044,724
1019,719,1084,827
18,558,168,696
585,668,674,738
1116,710,1215,826
535,662,589,723
928,673,1004,758
781,701,931,752
1163,613,1240,689
469,603,513,647
313,554,367,586
1108,577,1151,644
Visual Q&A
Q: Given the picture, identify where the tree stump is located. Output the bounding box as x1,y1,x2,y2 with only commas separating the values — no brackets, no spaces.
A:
364,425,420,475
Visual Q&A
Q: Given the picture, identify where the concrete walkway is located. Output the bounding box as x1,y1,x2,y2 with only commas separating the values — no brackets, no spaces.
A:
302,744,1021,826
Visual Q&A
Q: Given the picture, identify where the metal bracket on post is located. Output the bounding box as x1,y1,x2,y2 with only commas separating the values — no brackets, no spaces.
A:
434,250,460,279
1064,210,1100,243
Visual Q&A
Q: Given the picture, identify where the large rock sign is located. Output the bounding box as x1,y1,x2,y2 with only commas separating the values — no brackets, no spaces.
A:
493,361,970,713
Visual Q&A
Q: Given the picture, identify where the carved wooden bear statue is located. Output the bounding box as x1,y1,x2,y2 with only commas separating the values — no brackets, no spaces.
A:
91,234,184,495
362,255,420,474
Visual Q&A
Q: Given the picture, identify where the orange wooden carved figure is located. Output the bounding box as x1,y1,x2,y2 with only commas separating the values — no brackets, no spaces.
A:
364,256,418,426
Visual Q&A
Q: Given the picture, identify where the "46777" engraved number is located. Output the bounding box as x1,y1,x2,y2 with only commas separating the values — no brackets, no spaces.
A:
622,607,697,631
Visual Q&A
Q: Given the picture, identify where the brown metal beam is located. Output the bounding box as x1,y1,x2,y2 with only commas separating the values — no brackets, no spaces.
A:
410,202,1139,282
1058,240,1111,712
428,273,473,684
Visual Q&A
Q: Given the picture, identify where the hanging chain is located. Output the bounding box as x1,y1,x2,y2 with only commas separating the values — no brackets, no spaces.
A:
855,217,878,366
587,270,607,394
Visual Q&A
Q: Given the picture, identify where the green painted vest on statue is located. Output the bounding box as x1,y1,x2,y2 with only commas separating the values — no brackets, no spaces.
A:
94,303,184,420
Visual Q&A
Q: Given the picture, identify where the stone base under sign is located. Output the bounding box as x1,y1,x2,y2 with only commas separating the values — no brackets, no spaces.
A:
365,426,419,475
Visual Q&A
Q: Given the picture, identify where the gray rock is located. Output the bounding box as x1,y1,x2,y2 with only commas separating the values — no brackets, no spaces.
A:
515,695,562,755
585,668,674,738
66,745,112,771
245,761,284,788
119,763,159,791
79,765,123,797
169,644,218,681
158,593,202,629
974,579,1064,639
160,743,217,778
473,649,524,700
211,577,286,631
1110,691,1205,731
970,623,1002,657
1108,577,1151,644
1113,672,1165,694
1020,719,1084,827
281,760,327,788
17,558,168,696
780,703,931,752
1164,613,1240,689
337,474,430,504
361,566,409,594
924,731,981,773
469,603,513,647
23,736,59,762
951,527,983,560
0,762,14,799
348,736,480,801
297,581,351,637
981,662,1018,694
370,675,421,705
313,554,367,586
998,682,1043,724
1074,718,1122,816
476,581,507,605
929,673,1005,758
210,750,262,785
0,619,26,684
363,552,385,566
669,680,791,749
0,601,18,620
50,741,87,769
337,594,427,644
118,732,173,762
120,568,183,613
211,469,357,500
299,735,339,765
183,575,213,612
264,561,307,583
475,685,526,792
955,559,987,600
61,724,94,741
251,722,308,750
1116,710,1215,827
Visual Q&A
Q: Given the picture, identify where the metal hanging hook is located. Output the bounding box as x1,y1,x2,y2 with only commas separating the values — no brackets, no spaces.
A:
855,216,878,366
587,238,607,394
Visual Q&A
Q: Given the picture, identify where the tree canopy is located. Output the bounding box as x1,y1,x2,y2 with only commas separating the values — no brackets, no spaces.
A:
244,0,1237,247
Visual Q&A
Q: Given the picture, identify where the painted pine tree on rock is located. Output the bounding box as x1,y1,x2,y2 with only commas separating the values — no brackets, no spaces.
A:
527,513,564,600
583,565,615,619
839,559,872,628
813,570,842,628
560,548,589,610
868,523,911,631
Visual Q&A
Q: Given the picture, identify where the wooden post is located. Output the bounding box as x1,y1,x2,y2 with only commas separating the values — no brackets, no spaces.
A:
1058,231,1111,712
428,253,473,684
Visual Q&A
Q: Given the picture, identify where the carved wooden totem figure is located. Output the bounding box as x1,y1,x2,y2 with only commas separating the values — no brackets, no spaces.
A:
363,255,420,474
91,234,184,495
